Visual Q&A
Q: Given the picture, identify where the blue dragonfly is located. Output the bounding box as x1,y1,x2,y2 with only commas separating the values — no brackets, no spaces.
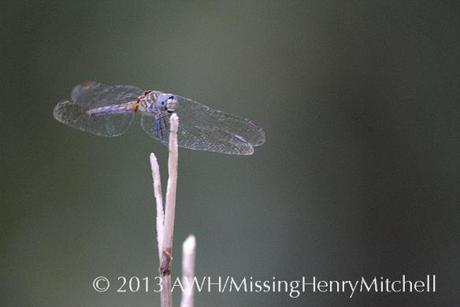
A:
53,81,265,155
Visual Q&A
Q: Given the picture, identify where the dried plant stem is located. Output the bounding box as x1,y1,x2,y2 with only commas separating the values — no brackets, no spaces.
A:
150,114,179,307
150,153,164,261
161,276,173,307
180,235,196,307
151,114,196,307
162,114,179,275
150,150,172,307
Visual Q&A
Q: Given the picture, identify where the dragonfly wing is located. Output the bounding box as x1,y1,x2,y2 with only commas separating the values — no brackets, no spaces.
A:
71,81,143,108
141,95,265,155
176,95,266,147
53,81,143,137
53,100,135,137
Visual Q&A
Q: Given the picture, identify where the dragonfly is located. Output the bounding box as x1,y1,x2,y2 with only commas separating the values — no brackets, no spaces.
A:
53,81,265,155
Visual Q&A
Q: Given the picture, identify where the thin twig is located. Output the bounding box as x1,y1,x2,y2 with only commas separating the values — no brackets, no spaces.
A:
157,114,179,307
180,235,196,307
150,153,164,262
161,114,179,275
151,114,196,307
161,277,173,307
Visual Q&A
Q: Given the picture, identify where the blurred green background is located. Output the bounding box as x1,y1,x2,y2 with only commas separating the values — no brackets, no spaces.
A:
1,1,459,306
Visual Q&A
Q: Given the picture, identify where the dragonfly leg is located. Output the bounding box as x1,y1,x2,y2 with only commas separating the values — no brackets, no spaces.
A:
155,117,161,138
154,114,170,139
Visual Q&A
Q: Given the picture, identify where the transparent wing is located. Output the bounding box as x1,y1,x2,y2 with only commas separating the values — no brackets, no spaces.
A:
53,81,143,137
141,95,265,155
70,81,143,108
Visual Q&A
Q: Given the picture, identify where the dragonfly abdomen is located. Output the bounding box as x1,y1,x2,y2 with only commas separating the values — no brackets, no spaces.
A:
87,101,138,116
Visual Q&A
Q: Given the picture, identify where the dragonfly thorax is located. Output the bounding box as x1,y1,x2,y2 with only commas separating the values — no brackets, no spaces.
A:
138,91,177,114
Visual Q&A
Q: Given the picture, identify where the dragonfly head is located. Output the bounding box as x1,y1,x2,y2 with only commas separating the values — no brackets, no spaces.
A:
157,94,177,113
139,92,177,114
